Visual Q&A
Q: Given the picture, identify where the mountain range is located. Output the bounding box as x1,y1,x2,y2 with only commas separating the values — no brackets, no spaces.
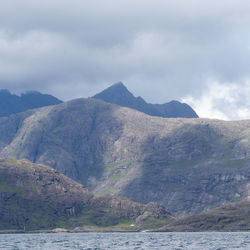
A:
0,82,198,119
0,83,249,231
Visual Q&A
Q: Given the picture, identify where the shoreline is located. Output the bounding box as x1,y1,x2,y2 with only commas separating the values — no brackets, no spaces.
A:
1,229,249,234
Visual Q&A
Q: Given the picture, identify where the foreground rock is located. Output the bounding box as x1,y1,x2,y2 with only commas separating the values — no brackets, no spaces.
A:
0,159,169,232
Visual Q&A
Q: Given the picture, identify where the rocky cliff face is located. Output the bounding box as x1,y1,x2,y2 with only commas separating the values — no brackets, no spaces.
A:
0,98,249,215
93,82,198,118
0,159,168,231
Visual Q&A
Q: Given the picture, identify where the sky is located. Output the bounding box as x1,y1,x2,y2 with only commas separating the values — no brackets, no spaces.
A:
0,0,250,120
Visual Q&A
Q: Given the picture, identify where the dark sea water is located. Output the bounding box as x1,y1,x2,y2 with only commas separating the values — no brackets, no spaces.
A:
0,232,250,250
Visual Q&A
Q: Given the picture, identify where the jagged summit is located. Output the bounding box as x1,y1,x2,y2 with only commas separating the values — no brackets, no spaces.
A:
93,82,142,110
93,82,198,118
94,82,133,100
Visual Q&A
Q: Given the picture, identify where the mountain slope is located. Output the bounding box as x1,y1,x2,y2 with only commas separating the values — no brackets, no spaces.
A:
93,82,198,118
161,199,250,231
0,98,249,215
0,90,62,117
0,158,169,231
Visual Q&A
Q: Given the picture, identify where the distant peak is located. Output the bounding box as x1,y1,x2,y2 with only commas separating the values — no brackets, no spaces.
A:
109,82,127,90
93,82,132,97
113,81,125,86
92,81,136,107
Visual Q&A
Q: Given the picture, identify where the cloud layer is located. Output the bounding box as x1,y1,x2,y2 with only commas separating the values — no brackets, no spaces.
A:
0,0,250,120
182,81,250,120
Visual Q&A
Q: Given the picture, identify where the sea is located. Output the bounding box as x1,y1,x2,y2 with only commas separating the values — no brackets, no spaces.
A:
0,232,250,250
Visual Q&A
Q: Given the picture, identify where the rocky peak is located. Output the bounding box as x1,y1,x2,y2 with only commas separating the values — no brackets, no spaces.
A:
93,82,135,104
92,82,198,118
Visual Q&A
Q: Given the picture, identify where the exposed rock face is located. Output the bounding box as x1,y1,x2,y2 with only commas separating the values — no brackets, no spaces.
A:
0,159,168,231
0,90,62,117
93,82,198,118
0,98,249,215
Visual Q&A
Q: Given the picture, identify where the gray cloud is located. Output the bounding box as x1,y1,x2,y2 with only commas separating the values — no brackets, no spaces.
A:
0,0,250,119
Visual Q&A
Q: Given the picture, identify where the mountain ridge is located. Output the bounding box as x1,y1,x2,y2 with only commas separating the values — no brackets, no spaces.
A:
93,82,198,118
0,89,62,117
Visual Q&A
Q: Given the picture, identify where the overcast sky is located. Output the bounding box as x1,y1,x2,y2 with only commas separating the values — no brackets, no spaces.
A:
0,0,250,120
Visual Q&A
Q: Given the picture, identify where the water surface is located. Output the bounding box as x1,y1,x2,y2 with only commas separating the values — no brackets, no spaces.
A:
0,232,250,249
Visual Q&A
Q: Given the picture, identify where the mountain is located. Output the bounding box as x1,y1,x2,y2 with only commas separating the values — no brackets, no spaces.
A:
0,90,62,117
92,82,198,118
0,158,169,232
0,98,249,216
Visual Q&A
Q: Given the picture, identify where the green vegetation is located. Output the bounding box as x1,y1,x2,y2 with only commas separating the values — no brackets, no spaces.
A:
139,217,172,230
7,146,18,160
221,157,248,169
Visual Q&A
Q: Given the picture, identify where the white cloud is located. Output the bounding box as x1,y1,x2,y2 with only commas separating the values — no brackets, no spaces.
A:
182,81,250,120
